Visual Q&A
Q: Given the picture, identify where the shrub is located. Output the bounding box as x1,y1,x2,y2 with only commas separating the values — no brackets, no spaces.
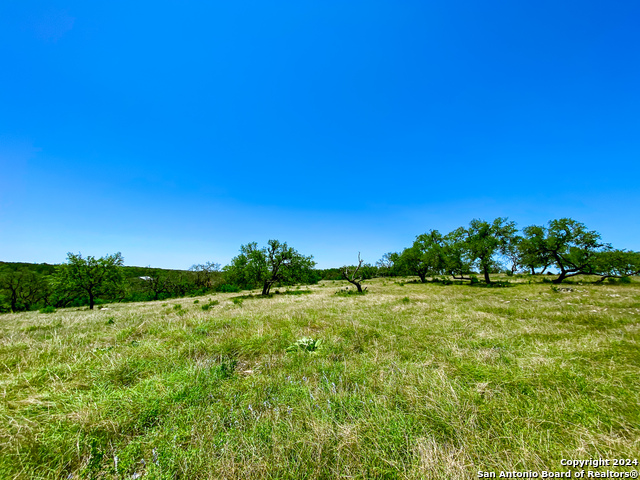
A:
201,300,219,311
620,276,632,284
39,306,56,314
217,284,241,293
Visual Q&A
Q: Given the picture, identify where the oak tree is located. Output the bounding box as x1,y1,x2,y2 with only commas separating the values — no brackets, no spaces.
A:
54,252,125,309
522,219,609,284
465,218,517,283
226,240,315,295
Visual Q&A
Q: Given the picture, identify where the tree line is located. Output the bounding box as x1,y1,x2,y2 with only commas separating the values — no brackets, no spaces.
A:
1,217,639,312
0,258,227,313
376,217,640,285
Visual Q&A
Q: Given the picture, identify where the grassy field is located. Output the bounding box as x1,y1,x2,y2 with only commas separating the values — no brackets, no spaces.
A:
1,276,639,479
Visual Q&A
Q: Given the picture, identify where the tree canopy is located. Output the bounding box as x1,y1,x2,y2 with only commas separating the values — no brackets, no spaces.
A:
53,252,125,309
523,218,609,284
225,240,316,295
399,230,447,283
591,249,640,282
464,218,517,284
0,269,48,312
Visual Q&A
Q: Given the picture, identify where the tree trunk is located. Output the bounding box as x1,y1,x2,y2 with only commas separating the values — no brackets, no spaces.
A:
552,271,567,284
483,267,491,284
262,283,271,295
345,277,364,292
419,273,427,283
89,288,95,310
530,266,535,275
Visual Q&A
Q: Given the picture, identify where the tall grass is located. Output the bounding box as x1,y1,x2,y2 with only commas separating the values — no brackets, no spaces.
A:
0,277,638,479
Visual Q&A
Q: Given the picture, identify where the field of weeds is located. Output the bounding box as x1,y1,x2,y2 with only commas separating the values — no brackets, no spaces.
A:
1,276,639,479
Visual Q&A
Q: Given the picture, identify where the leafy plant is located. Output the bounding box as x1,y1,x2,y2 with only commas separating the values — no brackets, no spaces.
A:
201,300,219,311
39,306,56,314
286,337,322,353
217,284,241,293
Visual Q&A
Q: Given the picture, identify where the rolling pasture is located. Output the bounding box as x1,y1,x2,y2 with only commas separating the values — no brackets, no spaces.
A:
1,277,638,479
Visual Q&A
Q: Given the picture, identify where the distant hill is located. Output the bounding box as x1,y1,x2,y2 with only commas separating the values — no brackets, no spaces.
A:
0,261,190,278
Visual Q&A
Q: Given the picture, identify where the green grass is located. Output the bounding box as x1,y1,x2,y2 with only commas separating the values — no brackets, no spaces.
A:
1,276,639,479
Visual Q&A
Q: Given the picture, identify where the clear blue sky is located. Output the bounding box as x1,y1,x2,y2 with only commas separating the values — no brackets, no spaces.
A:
1,1,639,269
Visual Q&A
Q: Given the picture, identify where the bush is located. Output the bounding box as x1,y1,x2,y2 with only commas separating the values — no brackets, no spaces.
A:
201,300,219,311
620,276,632,284
280,289,313,296
217,284,241,293
39,306,56,314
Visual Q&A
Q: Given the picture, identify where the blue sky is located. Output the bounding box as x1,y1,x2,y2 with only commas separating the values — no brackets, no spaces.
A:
1,1,639,269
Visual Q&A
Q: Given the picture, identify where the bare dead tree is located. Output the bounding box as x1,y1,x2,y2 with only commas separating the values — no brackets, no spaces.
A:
342,253,367,293
189,262,222,289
